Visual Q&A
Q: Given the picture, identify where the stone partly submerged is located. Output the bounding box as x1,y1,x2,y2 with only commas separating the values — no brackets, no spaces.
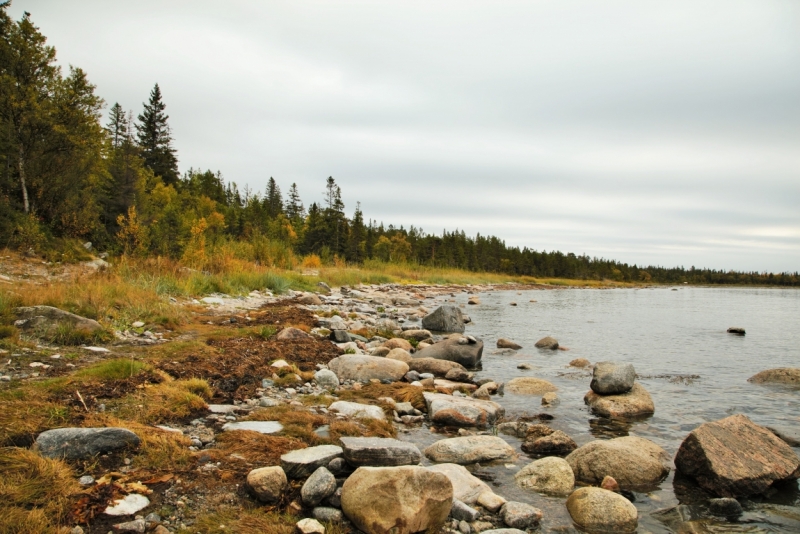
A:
515,457,575,496
496,338,522,350
424,435,516,465
426,463,492,504
413,337,484,369
534,336,559,350
748,368,800,386
408,358,467,377
566,436,671,488
328,354,409,383
506,377,557,395
566,487,638,534
674,414,800,497
340,466,454,534
424,392,504,428
590,362,635,395
340,437,423,467
421,305,465,333
35,427,140,460
584,383,654,418
281,445,344,479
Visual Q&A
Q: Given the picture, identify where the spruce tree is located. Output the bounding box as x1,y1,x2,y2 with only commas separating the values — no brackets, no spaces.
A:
265,177,283,218
285,182,305,221
136,83,178,185
107,102,128,149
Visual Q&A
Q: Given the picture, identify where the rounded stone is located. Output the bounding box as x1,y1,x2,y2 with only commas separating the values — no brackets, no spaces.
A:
590,362,636,395
314,369,340,389
246,466,288,504
566,487,638,533
424,435,516,465
506,377,557,395
515,457,575,495
386,348,413,363
566,436,670,488
534,336,559,350
584,383,655,418
301,466,337,506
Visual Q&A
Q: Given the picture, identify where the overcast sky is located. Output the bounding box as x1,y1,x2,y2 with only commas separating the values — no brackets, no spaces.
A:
10,1,800,272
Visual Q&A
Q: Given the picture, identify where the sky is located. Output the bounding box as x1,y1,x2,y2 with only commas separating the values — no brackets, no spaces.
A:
9,1,800,272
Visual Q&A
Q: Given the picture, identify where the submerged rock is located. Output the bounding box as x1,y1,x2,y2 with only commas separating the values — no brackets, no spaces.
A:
590,361,635,395
424,392,504,428
497,338,522,350
500,502,543,529
566,487,638,533
328,354,409,383
340,437,422,467
569,358,591,368
566,436,670,488
421,305,465,333
521,430,577,457
748,368,800,385
414,337,484,369
727,327,746,335
534,336,559,350
35,427,140,460
408,358,467,377
424,435,516,464
506,377,557,395
515,456,575,495
584,382,654,418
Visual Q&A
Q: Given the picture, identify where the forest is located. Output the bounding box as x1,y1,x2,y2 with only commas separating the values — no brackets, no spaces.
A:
1,6,796,286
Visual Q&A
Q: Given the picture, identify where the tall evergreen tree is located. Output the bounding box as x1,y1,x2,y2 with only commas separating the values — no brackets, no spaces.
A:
265,177,283,218
348,201,366,263
285,182,304,221
107,102,128,149
136,83,178,185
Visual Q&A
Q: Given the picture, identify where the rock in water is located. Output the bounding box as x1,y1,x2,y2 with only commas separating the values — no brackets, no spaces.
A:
246,466,287,503
566,487,638,533
534,336,559,350
281,445,344,479
301,466,337,506
521,430,577,456
340,437,423,467
727,327,746,335
422,305,465,333
566,436,670,487
748,368,800,385
674,414,800,497
328,354,409,383
409,358,468,377
424,392,504,428
590,362,636,394
515,457,575,495
35,427,140,460
424,435,516,464
500,502,543,529
497,338,522,350
506,377,557,395
426,463,491,504
341,466,453,534
584,383,655,418
569,358,591,368
413,337,484,369
708,497,743,517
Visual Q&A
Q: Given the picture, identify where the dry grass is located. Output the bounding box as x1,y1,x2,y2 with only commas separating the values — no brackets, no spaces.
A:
246,406,328,445
111,378,210,424
330,418,397,441
210,430,307,471
0,399,73,447
337,382,427,411
184,507,297,534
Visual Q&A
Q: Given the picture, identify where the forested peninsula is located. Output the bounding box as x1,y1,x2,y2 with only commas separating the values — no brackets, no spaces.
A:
1,7,796,286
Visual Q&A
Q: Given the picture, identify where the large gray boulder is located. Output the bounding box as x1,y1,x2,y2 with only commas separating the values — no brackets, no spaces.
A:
35,427,140,459
566,487,638,533
281,445,344,479
413,337,483,369
15,305,103,335
421,305,465,333
424,392,504,428
566,436,670,488
340,437,422,467
424,435,515,465
590,362,636,394
328,354,409,383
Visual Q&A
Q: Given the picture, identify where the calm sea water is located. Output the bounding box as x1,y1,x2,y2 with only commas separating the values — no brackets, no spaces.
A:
406,286,800,533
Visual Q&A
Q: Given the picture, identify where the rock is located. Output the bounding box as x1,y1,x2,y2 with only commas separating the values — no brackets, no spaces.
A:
515,457,575,495
524,424,555,440
480,530,525,534
422,305,465,333
313,507,343,523
569,358,590,368
534,336,558,350
436,379,478,395
467,296,480,305
401,329,432,341
409,358,467,377
302,466,337,506
600,475,620,492
506,377,557,395
246,466,287,503
131,321,145,328
748,368,800,385
566,436,670,488
324,487,343,508
296,518,326,534
330,330,351,343
708,497,743,517
476,491,507,512
222,421,283,434
584,382,655,418
341,466,453,534
414,337,484,369
674,414,800,497
590,362,636,395
328,354,409,383
384,338,413,351
424,435,516,464
281,445,344,479
521,430,577,456
151,527,169,534
767,425,800,447
298,293,323,305
35,427,140,460
112,519,146,532
314,369,340,389
727,327,746,335
541,392,558,406
496,338,522,350
329,401,386,420
499,502,543,530
14,305,103,335
427,463,490,504
445,368,472,382
317,281,332,294
451,499,480,522
395,402,415,415
371,347,391,357
424,392,504,428
566,487,638,534
104,494,150,516
386,348,413,363
340,437,423,467
277,327,312,340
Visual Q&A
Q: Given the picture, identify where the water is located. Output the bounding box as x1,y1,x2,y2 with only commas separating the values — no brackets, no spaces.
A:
406,286,800,533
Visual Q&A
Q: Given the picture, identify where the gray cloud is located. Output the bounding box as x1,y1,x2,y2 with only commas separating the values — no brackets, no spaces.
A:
12,0,800,271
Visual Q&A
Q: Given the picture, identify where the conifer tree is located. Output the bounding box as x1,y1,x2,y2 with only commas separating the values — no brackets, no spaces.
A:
265,177,283,218
136,83,178,185
285,182,305,221
107,102,128,149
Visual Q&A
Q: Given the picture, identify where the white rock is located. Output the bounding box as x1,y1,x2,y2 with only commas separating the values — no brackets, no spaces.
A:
222,421,283,434
201,297,224,305
83,346,111,353
131,321,145,328
296,518,325,534
104,494,150,516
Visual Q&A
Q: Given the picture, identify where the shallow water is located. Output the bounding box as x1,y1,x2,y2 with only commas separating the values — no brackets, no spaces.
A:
403,286,800,533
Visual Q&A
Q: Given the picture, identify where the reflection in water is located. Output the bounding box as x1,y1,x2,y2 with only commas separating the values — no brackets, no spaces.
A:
587,416,633,438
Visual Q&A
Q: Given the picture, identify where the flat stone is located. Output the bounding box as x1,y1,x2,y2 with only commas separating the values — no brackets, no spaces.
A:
427,463,491,504
521,430,577,457
36,427,140,460
208,404,239,414
424,435,515,464
584,382,655,418
476,491,507,512
590,361,636,394
281,445,344,479
748,368,800,385
329,401,386,420
340,437,422,467
296,518,325,534
328,354,409,383
104,494,150,516
221,421,283,434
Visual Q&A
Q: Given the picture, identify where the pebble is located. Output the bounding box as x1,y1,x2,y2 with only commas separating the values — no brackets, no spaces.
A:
79,475,95,485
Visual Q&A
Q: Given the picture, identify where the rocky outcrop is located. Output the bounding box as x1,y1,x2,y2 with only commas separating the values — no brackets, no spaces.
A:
584,383,654,418
408,358,467,377
340,437,423,467
328,354,409,383
497,338,522,350
421,305,465,333
748,368,800,385
515,457,575,495
566,436,670,488
424,392,504,428
534,336,558,350
506,377,557,395
14,305,103,335
590,362,635,394
35,427,140,460
426,463,491,504
413,337,483,369
674,414,800,497
341,466,453,534
246,466,287,503
281,445,343,479
566,487,638,533
424,435,516,465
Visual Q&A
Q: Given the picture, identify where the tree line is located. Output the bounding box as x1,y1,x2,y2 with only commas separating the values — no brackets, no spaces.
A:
1,6,796,286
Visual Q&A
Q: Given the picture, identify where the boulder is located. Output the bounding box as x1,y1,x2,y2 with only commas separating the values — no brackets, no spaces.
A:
35,427,140,460
566,436,670,488
435,379,477,395
341,466,453,534
408,358,467,377
330,330,352,343
590,362,636,395
329,401,386,421
541,392,558,406
424,435,516,465
386,348,413,363
384,338,413,352
298,293,323,305
534,336,558,350
674,414,800,497
499,502,543,530
340,437,422,467
521,430,576,457
281,445,344,479
515,457,575,495
584,383,654,418
467,296,480,305
426,463,490,504
301,466,337,506
424,392,504,428
497,338,522,350
314,369,339,389
506,377,557,395
414,337,483,369
421,305,465,333
566,487,638,534
371,347,391,357
767,426,800,447
708,497,743,517
401,329,432,342
313,507,343,523
246,466,287,504
328,354,409,383
14,305,103,335
276,327,311,340
569,358,591,368
445,368,472,382
748,368,800,385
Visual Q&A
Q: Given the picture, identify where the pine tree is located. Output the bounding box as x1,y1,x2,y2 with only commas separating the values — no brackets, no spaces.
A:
265,177,283,218
285,182,305,221
348,201,366,263
136,83,178,185
107,102,128,149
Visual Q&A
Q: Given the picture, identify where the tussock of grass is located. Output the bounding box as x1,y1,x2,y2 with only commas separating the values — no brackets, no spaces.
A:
246,405,328,445
337,383,427,411
210,430,306,470
0,399,72,446
185,507,296,534
330,417,396,441
0,325,18,339
112,379,209,424
76,358,149,381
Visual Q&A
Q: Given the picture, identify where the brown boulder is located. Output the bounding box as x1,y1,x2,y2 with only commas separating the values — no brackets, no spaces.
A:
674,414,800,497
748,368,800,385
584,382,654,418
408,358,467,378
497,338,522,350
534,336,559,350
566,436,670,488
276,327,311,340
507,377,557,395
521,430,577,457
384,338,413,352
